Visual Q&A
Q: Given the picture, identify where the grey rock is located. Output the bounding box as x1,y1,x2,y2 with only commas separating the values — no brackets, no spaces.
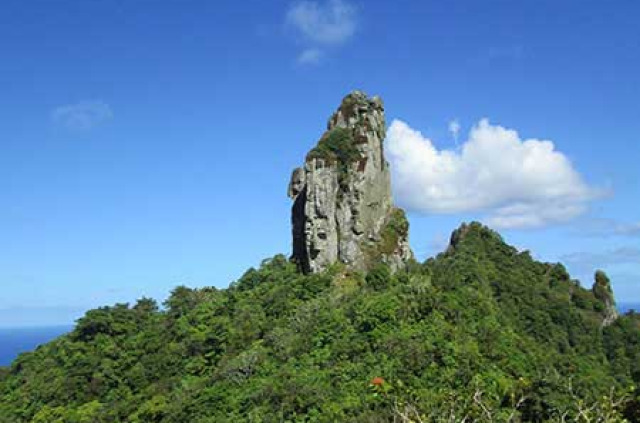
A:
288,91,413,273
592,270,619,327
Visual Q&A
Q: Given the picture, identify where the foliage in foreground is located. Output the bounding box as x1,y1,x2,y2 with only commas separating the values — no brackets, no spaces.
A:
1,223,639,422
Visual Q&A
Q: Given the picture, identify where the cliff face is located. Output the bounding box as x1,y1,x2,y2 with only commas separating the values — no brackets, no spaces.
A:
592,270,619,327
288,91,413,274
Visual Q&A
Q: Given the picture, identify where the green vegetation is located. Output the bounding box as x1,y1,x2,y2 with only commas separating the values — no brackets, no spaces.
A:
594,269,616,304
336,93,367,120
306,128,359,165
306,127,360,187
1,223,639,422
379,208,409,255
362,208,410,267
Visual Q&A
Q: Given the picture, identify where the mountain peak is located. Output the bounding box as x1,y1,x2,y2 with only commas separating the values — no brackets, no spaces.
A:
446,221,506,253
328,90,384,130
288,91,413,274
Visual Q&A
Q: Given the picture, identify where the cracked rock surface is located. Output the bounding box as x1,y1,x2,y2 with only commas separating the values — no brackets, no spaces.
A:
288,91,413,274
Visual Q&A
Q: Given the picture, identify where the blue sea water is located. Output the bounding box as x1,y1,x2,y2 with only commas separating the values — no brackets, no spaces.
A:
619,303,640,314
0,326,72,366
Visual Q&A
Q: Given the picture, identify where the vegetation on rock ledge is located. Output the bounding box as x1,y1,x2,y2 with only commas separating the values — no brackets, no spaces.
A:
361,208,411,267
379,208,409,255
305,127,360,188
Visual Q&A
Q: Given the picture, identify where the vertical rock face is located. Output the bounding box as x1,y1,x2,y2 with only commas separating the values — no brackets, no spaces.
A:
288,91,413,274
592,270,619,327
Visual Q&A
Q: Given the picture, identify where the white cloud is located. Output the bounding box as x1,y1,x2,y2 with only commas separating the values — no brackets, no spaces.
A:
297,48,323,65
560,247,640,274
286,0,356,45
448,119,460,137
578,218,640,237
52,100,112,131
386,119,601,229
448,119,460,144
428,233,450,253
611,222,640,236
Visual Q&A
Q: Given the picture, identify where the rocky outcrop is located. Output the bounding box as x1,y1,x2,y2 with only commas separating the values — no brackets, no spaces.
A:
288,91,413,274
592,270,619,327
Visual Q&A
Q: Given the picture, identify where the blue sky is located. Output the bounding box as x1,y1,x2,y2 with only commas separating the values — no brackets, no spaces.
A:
1,0,639,327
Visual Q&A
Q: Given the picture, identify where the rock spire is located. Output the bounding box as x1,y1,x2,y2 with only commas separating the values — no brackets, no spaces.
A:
288,91,413,274
592,270,619,327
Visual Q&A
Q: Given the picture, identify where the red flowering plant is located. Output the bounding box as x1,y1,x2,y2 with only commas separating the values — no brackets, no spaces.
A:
369,376,392,399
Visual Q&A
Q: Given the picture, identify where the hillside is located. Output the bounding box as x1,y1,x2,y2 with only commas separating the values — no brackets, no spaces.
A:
0,222,639,422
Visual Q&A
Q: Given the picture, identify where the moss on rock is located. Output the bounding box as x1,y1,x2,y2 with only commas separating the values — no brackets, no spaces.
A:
306,127,361,188
361,208,410,267
379,208,410,255
306,127,360,166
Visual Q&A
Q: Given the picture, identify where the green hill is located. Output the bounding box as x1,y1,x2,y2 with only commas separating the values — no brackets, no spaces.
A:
1,223,639,422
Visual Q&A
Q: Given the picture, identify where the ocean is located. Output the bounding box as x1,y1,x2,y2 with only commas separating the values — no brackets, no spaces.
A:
619,303,640,314
0,326,72,367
